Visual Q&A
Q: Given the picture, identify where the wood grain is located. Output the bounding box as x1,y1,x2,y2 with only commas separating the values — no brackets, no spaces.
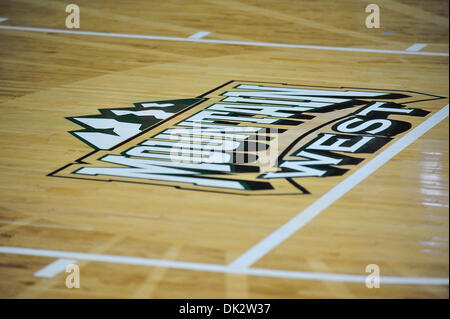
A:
0,0,448,298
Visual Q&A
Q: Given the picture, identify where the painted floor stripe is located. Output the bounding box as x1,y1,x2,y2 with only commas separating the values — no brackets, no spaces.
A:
0,246,447,285
0,18,9,23
243,268,448,285
0,25,447,57
229,105,449,269
34,258,77,278
188,31,211,39
406,43,428,52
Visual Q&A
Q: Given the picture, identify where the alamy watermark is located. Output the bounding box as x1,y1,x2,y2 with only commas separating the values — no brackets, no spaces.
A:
163,121,280,168
365,4,380,28
65,263,80,288
65,4,80,29
365,264,380,288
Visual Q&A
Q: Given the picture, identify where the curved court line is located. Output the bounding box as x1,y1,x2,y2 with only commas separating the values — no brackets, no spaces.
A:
0,25,448,57
0,246,448,285
230,105,449,269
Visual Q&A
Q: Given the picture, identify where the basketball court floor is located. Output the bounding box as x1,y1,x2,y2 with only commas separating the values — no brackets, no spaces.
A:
0,0,448,298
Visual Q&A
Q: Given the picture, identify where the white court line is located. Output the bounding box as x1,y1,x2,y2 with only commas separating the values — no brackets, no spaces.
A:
188,31,211,39
34,258,77,278
0,246,447,285
0,17,8,23
229,105,449,269
406,43,428,52
0,25,448,57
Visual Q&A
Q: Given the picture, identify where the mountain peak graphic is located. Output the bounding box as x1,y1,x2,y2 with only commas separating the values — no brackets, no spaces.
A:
67,98,203,150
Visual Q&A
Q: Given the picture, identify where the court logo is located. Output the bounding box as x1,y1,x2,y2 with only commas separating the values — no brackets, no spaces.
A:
50,81,442,195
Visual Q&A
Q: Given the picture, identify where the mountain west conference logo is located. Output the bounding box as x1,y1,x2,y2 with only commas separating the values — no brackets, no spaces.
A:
50,81,443,195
